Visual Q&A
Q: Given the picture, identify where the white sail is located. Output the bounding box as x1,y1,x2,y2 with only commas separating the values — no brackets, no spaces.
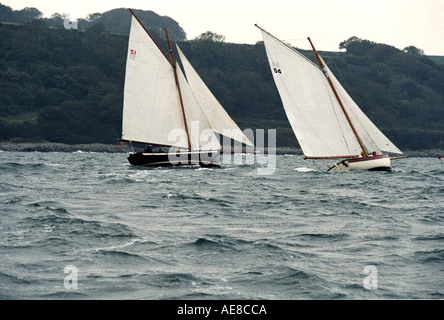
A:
176,65,221,151
176,45,254,148
260,30,361,158
260,29,402,158
122,16,188,148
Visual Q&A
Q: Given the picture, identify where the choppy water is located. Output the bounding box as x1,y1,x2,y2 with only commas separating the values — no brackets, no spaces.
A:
0,151,443,300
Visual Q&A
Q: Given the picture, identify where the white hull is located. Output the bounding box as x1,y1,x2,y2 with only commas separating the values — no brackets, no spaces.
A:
327,155,391,172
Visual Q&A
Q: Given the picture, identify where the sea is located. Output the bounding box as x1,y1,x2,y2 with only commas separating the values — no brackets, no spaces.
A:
0,150,443,301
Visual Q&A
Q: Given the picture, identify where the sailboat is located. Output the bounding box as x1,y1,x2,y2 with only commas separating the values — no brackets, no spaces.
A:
256,25,407,172
120,9,252,167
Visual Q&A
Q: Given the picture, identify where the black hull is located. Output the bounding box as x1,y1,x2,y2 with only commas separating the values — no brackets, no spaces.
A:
368,166,392,172
127,151,221,168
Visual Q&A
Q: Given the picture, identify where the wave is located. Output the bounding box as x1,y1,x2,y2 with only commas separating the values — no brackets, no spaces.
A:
169,291,222,299
0,162,46,170
94,249,143,259
193,237,236,252
276,267,315,283
154,272,201,289
413,249,444,263
26,201,70,215
0,270,32,286
294,167,318,173
21,204,138,243
194,237,223,249
38,291,89,299
297,232,349,241
163,192,235,208
192,235,253,253
93,238,146,254
413,234,444,241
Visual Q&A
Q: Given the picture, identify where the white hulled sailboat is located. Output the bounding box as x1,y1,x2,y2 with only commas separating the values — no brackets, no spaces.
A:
256,25,407,172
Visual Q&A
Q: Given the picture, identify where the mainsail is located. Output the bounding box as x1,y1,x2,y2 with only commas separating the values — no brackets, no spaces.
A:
258,28,403,158
122,15,187,148
176,45,254,148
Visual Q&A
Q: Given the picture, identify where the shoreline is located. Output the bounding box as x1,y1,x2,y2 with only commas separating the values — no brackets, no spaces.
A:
0,142,128,153
0,142,442,157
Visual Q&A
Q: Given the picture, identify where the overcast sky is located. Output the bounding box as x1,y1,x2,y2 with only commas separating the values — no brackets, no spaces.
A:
3,0,444,55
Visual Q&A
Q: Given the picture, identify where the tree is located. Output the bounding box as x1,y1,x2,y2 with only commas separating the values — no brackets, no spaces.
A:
403,46,424,56
0,4,42,23
194,31,226,42
86,13,102,22
17,7,43,22
46,13,64,27
0,3,14,22
339,36,361,50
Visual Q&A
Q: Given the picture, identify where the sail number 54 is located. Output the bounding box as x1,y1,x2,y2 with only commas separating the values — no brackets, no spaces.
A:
273,68,282,74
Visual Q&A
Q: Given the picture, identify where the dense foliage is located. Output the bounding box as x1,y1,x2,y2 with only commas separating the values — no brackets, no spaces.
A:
332,37,444,150
0,4,186,40
0,6,443,150
0,20,126,143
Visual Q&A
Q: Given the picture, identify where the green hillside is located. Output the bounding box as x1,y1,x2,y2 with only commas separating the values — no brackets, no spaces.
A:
0,7,443,150
0,4,186,40
428,56,444,66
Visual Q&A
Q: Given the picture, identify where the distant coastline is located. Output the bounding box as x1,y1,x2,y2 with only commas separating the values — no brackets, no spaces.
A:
0,142,442,157
0,142,128,153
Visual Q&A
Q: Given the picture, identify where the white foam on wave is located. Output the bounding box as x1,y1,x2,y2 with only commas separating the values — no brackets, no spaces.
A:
294,167,317,173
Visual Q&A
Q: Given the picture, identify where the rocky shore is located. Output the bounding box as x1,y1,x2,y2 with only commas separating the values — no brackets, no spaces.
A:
0,142,442,157
0,142,128,153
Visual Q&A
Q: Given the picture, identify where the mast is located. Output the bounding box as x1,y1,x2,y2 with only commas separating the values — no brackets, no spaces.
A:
307,37,368,157
165,29,192,150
